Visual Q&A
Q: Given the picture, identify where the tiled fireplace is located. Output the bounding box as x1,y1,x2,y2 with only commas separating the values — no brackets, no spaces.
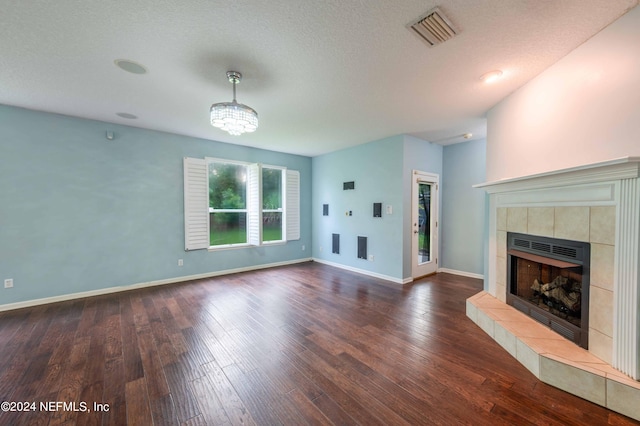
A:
467,157,640,421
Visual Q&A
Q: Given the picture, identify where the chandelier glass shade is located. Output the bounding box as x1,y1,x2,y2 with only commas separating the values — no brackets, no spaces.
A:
210,71,258,136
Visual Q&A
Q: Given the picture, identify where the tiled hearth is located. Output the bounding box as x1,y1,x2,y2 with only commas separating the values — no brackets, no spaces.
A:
467,292,640,420
470,157,640,421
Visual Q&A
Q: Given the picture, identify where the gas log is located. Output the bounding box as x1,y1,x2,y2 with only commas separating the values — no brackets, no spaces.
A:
531,276,581,314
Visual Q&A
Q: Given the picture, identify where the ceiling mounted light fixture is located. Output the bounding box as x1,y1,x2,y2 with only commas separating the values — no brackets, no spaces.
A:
114,59,147,74
480,70,503,84
210,71,258,136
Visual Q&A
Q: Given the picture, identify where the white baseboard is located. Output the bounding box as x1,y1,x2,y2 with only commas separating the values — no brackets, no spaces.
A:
0,257,313,313
437,267,484,280
312,258,406,285
310,259,478,285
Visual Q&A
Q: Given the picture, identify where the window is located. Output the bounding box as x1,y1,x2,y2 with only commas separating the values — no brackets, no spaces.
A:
262,167,283,242
208,161,248,246
183,157,299,251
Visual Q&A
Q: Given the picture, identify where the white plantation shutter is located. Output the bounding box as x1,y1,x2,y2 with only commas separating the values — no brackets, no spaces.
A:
183,157,209,250
247,163,262,246
285,170,300,241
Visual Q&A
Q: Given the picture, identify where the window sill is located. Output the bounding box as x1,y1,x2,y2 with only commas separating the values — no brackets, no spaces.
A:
207,240,286,252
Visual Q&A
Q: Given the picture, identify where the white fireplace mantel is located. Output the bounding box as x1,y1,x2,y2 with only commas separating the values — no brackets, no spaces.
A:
475,156,640,380
475,156,640,194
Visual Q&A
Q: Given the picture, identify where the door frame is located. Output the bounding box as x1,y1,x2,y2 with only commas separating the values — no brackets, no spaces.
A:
411,170,439,279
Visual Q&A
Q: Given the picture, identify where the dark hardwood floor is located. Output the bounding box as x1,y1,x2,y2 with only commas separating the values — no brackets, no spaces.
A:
0,262,637,425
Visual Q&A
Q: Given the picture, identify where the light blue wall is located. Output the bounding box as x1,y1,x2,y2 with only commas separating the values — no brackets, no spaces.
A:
311,134,443,282
441,139,486,276
402,135,443,279
1,103,488,306
311,136,404,280
0,105,311,305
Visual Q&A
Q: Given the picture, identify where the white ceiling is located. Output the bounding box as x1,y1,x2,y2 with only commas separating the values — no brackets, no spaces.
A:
0,0,637,156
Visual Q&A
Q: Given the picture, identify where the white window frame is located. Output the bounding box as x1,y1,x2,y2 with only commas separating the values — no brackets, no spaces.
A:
184,157,300,251
261,165,286,245
207,158,251,250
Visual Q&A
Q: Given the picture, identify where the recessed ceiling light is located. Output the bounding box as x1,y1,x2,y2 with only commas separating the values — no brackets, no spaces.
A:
114,59,147,75
480,70,503,83
116,112,138,119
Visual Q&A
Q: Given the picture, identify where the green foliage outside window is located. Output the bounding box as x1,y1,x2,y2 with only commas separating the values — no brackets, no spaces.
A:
262,168,283,242
262,168,282,209
209,163,246,209
207,162,285,246
209,162,247,244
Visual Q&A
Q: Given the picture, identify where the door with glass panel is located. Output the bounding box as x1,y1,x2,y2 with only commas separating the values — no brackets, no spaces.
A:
411,170,439,278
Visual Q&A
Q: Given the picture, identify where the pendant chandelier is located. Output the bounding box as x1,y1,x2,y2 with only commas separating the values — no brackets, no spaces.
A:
210,71,259,136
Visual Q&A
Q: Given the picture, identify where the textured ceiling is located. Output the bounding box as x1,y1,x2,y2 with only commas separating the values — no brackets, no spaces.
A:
0,0,637,156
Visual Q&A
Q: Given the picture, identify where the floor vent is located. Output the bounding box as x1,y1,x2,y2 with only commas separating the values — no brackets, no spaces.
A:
408,7,457,47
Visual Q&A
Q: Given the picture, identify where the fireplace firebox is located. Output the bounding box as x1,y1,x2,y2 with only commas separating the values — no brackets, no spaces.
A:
507,232,590,348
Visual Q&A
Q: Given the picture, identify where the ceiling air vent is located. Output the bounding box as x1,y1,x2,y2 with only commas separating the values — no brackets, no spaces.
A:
409,7,457,47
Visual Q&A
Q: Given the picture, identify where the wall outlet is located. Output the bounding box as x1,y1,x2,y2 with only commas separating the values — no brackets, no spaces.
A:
178,259,184,266
301,245,305,251
4,278,13,288
319,246,323,252
368,255,374,262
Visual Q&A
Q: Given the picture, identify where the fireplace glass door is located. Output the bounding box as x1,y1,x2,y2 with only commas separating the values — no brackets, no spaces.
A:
511,257,583,328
